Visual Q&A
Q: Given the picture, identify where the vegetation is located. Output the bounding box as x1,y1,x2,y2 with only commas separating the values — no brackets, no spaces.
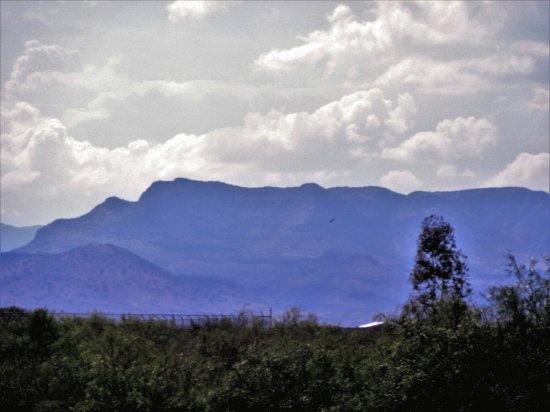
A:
1,216,549,411
410,215,470,308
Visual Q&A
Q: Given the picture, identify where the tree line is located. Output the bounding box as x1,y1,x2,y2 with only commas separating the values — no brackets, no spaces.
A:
1,215,549,411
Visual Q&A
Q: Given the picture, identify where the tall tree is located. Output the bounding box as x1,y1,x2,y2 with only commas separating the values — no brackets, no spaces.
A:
410,215,471,317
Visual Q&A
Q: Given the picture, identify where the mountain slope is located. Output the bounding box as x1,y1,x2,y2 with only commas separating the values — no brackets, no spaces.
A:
13,179,550,324
1,243,252,313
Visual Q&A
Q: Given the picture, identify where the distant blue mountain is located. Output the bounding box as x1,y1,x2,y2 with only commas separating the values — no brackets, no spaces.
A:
11,178,550,325
0,223,41,252
1,243,252,314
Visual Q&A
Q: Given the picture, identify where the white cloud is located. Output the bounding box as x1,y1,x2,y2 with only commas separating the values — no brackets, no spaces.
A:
166,1,240,22
1,101,41,134
485,153,550,192
1,102,208,200
255,2,504,74
382,116,497,162
4,40,79,95
1,89,418,222
375,57,484,96
375,54,535,95
254,2,535,100
2,47,263,128
254,42,326,72
385,93,417,134
203,88,414,166
379,170,423,194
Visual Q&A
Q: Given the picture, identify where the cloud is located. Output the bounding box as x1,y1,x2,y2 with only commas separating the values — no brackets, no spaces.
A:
166,1,240,22
254,2,538,99
59,74,262,128
375,57,484,96
485,153,549,192
255,2,504,75
375,54,536,95
379,170,423,194
382,117,497,162
200,88,416,167
1,89,419,222
254,42,326,72
4,40,79,95
2,46,263,129
1,102,207,201
1,101,41,133
385,93,417,134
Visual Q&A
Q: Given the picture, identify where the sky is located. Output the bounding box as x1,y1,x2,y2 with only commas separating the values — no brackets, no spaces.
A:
1,0,549,226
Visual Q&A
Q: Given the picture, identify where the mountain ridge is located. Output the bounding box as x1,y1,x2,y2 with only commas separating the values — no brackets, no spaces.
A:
8,178,550,325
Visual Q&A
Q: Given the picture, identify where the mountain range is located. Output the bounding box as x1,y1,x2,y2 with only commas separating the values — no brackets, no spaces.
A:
1,243,246,314
2,178,549,325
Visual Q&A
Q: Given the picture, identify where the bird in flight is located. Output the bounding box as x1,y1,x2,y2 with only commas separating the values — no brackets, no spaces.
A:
329,218,336,223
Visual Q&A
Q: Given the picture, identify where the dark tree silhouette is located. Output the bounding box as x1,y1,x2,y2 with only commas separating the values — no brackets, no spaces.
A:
410,215,471,315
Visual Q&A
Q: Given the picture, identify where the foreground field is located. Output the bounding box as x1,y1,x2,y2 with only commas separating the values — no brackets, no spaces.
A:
2,288,548,412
